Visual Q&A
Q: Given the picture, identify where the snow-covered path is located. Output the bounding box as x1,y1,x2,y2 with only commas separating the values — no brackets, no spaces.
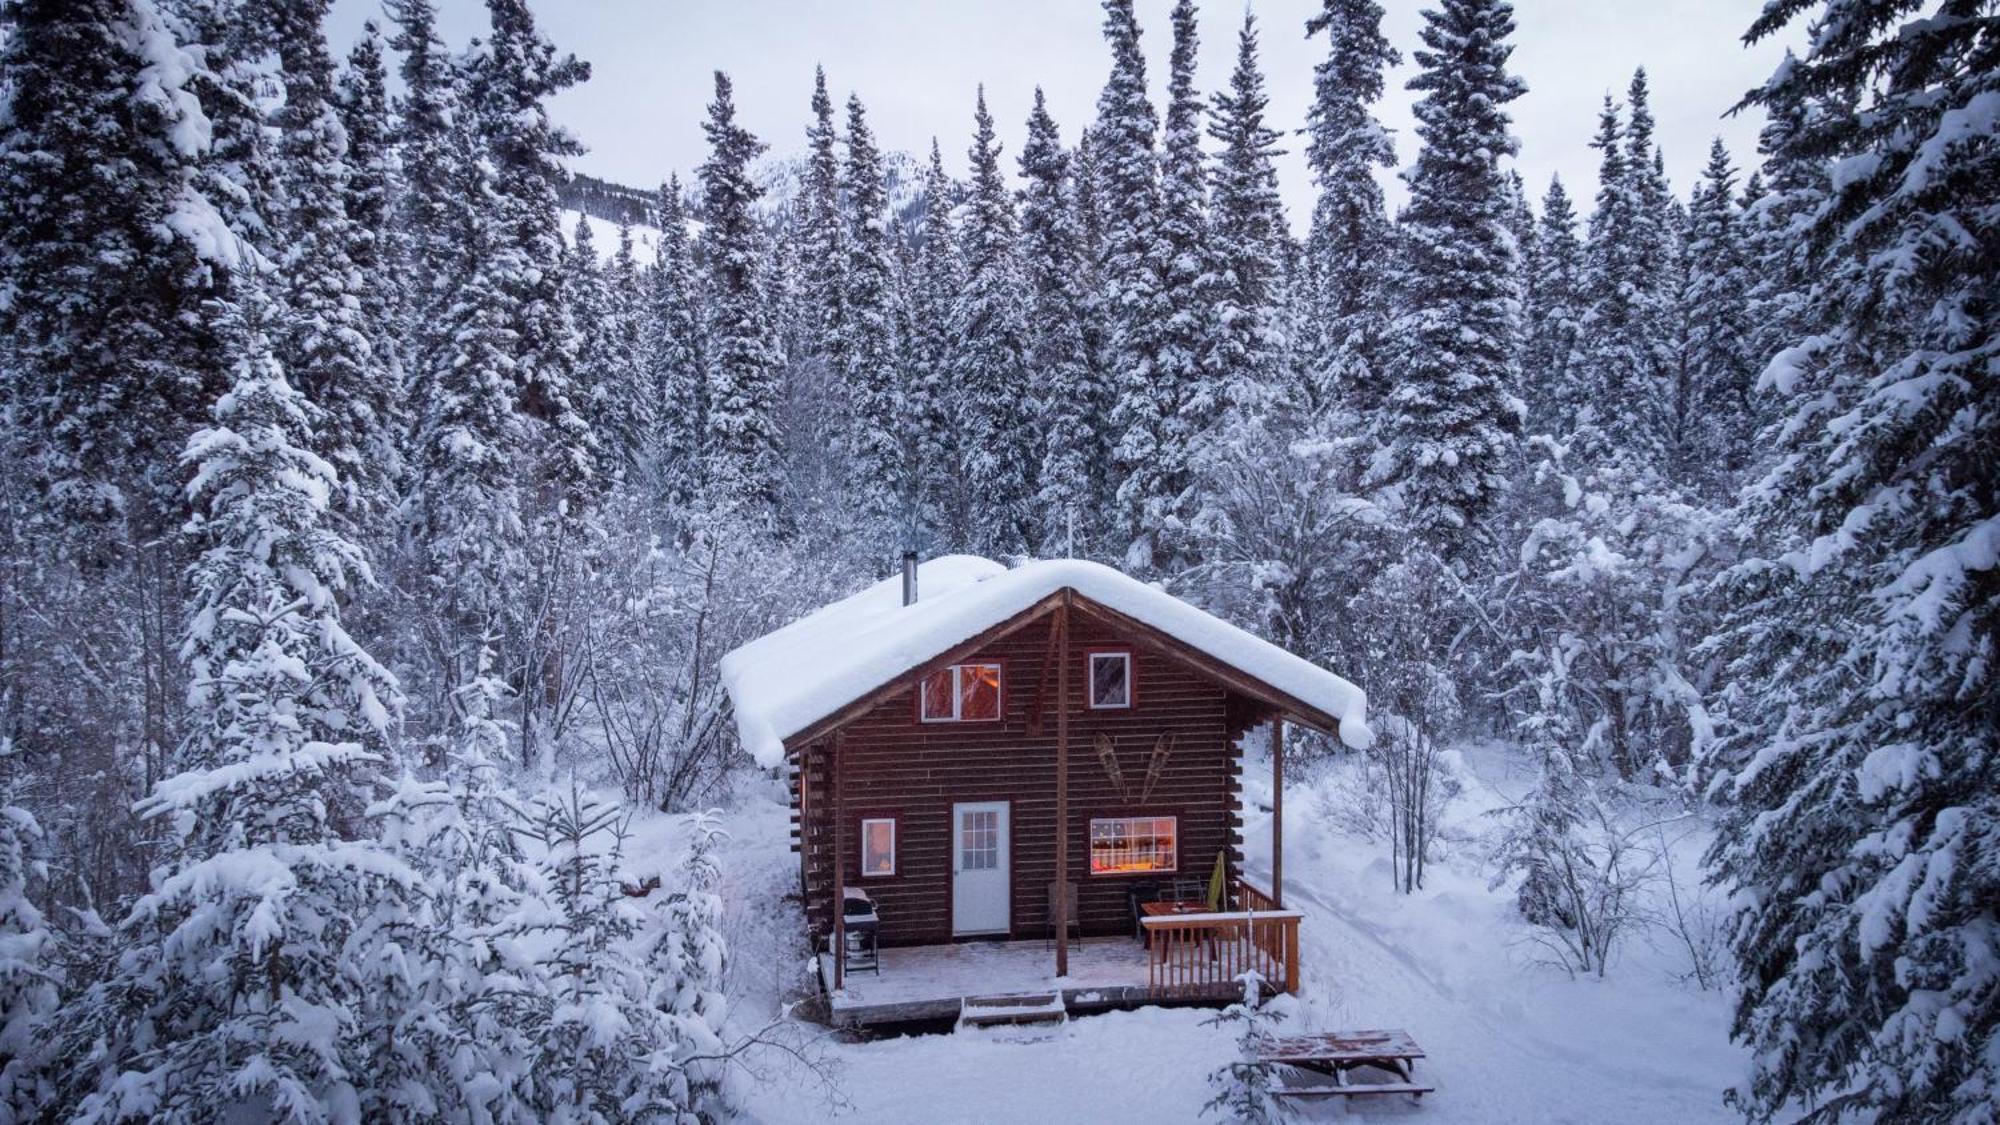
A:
694,746,1756,1124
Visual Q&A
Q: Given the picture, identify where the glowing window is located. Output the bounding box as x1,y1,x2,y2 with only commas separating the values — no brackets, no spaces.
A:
919,663,1003,722
1089,815,1177,875
1088,652,1131,709
860,818,896,877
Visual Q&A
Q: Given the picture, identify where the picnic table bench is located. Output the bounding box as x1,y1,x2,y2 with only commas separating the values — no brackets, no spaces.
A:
1256,1028,1434,1101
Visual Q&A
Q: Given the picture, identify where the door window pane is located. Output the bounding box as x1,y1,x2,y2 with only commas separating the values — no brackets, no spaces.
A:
961,810,999,870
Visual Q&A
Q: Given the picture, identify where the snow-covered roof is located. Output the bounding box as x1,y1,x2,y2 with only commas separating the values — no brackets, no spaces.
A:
720,555,1373,768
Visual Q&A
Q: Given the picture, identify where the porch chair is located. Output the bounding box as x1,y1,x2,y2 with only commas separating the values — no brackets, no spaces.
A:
1127,880,1161,940
1046,880,1080,948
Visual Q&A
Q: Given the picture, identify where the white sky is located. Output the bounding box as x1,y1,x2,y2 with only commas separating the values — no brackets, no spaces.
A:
329,1,1797,229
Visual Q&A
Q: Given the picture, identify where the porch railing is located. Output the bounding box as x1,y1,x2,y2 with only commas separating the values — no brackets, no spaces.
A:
1141,878,1301,997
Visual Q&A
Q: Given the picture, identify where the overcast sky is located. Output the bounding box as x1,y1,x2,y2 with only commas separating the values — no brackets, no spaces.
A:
329,1,1796,230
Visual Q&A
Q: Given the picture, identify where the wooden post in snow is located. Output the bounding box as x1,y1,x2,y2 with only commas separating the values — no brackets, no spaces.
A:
831,733,846,991
1272,718,1284,909
1054,598,1071,978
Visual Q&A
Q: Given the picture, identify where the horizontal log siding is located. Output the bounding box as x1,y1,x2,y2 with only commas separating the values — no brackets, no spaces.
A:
806,611,1261,947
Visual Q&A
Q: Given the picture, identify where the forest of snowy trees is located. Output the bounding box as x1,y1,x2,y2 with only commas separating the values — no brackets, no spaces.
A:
0,0,1991,1120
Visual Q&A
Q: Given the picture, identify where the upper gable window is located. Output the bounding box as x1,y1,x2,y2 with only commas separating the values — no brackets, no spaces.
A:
1088,651,1132,709
920,662,1003,722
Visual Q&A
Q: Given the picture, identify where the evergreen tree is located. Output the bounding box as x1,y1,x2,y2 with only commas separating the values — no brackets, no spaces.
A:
1092,0,1168,566
949,88,1037,555
386,0,459,373
269,0,397,524
646,177,710,525
1021,89,1109,555
697,71,785,529
1376,0,1526,550
0,0,231,540
799,66,850,414
1673,139,1754,492
1133,0,1223,570
1738,61,1826,395
1206,11,1288,408
1520,176,1585,437
1705,3,2000,1119
336,22,404,432
51,287,411,1121
1575,95,1656,463
839,94,909,544
904,139,963,547
1300,0,1400,418
471,0,602,523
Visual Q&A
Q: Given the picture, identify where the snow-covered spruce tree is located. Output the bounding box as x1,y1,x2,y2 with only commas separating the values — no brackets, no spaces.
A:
698,71,786,531
1091,0,1168,569
1672,139,1755,494
336,22,405,436
1297,0,1400,420
1375,0,1526,553
1704,2,2000,1119
0,767,57,1115
902,139,964,548
509,786,726,1120
646,176,711,529
1737,65,1826,418
1519,176,1585,438
268,0,398,527
386,0,461,377
0,0,234,888
841,94,913,547
50,286,412,1121
402,109,529,769
1125,0,1222,573
798,67,850,424
596,221,655,477
648,810,732,1117
1021,89,1111,556
470,0,602,526
1205,11,1289,411
949,88,1038,556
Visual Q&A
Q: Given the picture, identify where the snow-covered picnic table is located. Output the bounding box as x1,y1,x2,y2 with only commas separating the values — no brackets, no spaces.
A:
1256,1029,1435,1100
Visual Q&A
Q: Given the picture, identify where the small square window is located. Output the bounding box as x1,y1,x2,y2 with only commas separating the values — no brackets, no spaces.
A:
861,818,896,877
1088,652,1131,709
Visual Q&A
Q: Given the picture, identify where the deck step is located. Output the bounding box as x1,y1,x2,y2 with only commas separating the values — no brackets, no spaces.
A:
956,992,1068,1030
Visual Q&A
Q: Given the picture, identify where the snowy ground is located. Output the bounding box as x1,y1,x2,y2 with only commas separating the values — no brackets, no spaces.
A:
624,743,1759,1124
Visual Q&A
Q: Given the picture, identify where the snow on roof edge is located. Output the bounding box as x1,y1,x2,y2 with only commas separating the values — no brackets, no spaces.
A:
720,556,1373,768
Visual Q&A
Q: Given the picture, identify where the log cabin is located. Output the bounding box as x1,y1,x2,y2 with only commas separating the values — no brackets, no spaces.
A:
721,555,1373,1028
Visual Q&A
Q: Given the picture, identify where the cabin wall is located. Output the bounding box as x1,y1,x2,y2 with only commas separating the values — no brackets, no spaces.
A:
795,610,1266,947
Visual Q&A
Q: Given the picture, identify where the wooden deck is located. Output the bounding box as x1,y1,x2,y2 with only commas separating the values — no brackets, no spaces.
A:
818,936,1246,1028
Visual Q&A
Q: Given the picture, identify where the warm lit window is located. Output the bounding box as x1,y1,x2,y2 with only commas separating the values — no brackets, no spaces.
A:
860,818,896,877
1089,815,1177,875
1088,652,1131,709
919,663,1002,722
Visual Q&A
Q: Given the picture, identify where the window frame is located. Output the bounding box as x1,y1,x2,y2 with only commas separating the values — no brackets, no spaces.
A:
1085,649,1135,710
1086,813,1180,878
916,661,1006,724
858,816,897,878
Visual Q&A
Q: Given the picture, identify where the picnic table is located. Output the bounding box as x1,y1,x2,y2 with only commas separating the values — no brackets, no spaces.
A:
1255,1028,1434,1101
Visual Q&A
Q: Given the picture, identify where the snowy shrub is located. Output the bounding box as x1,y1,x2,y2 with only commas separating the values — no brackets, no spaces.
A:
0,777,57,1114
1202,975,1290,1123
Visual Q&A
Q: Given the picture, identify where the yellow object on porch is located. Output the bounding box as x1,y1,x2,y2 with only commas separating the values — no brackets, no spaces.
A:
1207,851,1226,911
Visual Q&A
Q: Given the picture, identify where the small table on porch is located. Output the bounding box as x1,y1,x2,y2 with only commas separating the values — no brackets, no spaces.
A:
1257,1029,1434,1101
1139,899,1209,946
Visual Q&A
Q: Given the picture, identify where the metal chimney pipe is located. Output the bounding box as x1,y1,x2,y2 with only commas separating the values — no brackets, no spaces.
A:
901,550,919,606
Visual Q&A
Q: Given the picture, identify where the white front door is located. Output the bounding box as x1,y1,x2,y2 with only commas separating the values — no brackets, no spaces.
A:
952,801,1011,936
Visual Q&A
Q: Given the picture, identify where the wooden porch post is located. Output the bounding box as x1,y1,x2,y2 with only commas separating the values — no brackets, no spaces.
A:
831,734,846,990
1054,598,1071,978
1271,718,1284,908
